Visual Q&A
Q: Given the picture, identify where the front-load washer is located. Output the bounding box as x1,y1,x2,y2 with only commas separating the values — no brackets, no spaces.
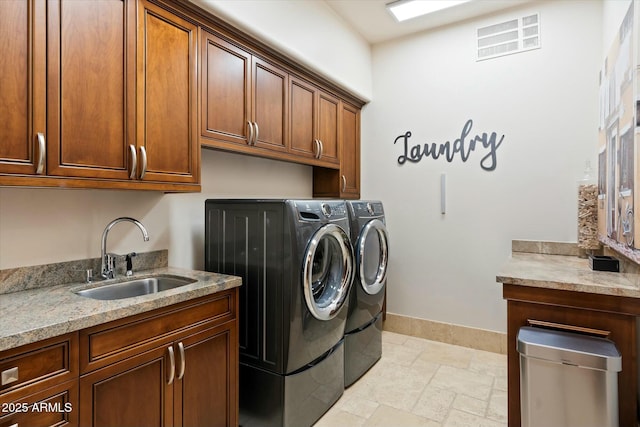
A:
344,200,389,387
204,199,354,427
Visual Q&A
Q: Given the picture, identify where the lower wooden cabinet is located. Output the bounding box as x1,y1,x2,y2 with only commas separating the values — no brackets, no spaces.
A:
0,290,239,427
175,322,237,427
503,284,638,427
79,290,239,427
79,345,170,426
79,320,237,427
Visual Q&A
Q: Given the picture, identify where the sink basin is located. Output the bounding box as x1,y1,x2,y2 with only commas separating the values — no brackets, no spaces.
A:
75,275,197,300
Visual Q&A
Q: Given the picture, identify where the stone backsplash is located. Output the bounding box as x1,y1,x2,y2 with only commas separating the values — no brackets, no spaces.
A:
0,250,168,295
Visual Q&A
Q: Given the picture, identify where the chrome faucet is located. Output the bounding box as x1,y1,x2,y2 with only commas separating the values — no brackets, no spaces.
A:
101,217,150,279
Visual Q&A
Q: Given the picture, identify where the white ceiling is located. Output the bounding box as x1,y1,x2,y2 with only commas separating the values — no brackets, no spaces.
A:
324,0,532,44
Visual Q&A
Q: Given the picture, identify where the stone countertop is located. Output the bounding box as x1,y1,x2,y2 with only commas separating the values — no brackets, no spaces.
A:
0,267,241,352
496,252,640,298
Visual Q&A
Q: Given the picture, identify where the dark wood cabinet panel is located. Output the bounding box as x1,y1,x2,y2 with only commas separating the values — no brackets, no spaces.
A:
137,0,199,184
288,76,340,166
47,0,135,180
201,31,251,145
289,77,317,159
252,57,288,152
175,322,238,427
79,345,169,427
317,92,340,164
0,0,45,175
340,103,360,197
313,102,360,199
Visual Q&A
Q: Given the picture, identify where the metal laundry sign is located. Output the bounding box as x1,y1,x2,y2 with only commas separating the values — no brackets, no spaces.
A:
393,119,505,171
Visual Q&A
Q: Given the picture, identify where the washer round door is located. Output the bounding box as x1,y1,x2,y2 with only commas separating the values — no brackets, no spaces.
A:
303,223,354,321
357,219,389,295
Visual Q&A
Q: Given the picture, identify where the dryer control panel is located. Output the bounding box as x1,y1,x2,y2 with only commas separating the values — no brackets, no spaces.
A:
350,201,384,218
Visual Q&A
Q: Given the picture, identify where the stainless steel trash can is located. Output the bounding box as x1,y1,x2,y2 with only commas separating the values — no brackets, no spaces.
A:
517,326,622,427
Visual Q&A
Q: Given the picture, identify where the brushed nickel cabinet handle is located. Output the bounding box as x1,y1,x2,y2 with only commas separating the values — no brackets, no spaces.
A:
253,121,259,145
177,342,186,380
1,366,18,386
128,145,137,179
247,121,254,145
318,139,324,159
167,346,175,385
139,146,147,179
341,175,347,192
35,132,45,175
313,139,319,159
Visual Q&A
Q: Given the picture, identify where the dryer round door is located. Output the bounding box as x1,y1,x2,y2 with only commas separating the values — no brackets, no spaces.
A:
303,223,354,321
357,219,389,295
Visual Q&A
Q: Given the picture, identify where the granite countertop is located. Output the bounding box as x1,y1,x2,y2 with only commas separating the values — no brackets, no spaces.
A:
497,251,640,298
0,267,241,352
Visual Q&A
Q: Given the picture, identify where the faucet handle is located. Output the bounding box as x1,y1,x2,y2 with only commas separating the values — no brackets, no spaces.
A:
125,252,137,277
102,253,119,279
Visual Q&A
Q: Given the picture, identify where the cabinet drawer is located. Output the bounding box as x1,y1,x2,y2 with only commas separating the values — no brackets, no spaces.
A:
80,290,236,373
0,333,78,400
0,379,78,427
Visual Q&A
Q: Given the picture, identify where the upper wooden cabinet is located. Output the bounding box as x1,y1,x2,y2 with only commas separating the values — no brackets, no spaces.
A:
313,102,361,199
47,0,136,180
201,31,251,146
339,102,361,197
201,30,288,155
0,0,200,191
0,0,45,175
289,76,340,166
137,0,199,184
0,0,363,191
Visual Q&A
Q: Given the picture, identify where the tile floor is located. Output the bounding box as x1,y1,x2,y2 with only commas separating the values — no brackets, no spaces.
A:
314,331,507,427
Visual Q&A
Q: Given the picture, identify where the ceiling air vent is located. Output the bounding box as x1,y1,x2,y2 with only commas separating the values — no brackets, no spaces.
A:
476,13,540,61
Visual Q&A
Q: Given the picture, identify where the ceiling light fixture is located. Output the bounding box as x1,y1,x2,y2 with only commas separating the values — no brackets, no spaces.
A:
387,0,472,22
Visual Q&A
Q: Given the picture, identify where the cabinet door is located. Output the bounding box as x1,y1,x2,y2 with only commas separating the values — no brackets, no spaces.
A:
201,30,251,147
289,76,317,159
0,0,45,175
79,345,172,427
174,322,238,427
47,0,136,180
252,57,288,152
340,103,360,198
137,0,198,184
312,102,360,199
317,92,340,165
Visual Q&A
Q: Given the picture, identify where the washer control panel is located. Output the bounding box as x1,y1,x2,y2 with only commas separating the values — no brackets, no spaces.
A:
295,200,347,220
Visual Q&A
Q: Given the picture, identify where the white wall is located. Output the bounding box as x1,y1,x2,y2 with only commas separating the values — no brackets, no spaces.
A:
194,0,373,101
362,1,603,332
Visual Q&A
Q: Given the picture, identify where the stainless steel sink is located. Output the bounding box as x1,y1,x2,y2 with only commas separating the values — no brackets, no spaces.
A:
75,275,197,300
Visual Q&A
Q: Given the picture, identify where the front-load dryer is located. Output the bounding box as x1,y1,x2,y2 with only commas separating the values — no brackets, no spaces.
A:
344,200,389,387
204,199,354,427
